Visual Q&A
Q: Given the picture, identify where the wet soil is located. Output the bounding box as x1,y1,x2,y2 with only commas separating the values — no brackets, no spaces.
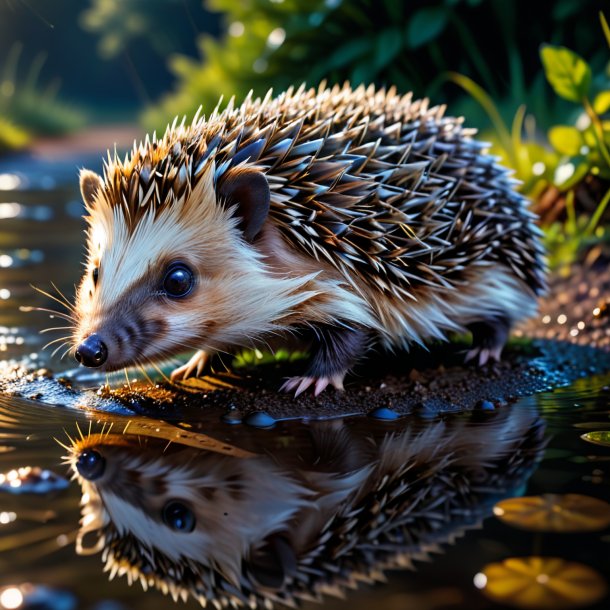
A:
1,337,609,425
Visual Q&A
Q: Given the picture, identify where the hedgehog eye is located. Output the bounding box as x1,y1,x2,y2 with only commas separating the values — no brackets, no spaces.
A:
75,450,106,481
162,263,194,298
161,501,196,532
92,267,99,287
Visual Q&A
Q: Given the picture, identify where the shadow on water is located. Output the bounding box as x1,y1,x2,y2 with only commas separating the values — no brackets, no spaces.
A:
0,151,609,609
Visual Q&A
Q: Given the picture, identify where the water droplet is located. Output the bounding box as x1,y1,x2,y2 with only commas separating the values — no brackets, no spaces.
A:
243,411,275,428
368,406,399,420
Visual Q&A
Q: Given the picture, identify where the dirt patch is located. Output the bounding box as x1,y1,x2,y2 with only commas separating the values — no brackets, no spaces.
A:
3,338,606,424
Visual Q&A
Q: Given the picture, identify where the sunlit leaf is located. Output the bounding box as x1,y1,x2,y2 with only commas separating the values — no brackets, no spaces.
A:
540,45,592,102
405,7,448,49
548,126,584,156
477,557,608,609
493,494,610,532
581,430,610,447
594,91,610,114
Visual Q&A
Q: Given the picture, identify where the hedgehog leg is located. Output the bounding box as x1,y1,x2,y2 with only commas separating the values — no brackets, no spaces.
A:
280,324,368,396
465,316,511,366
170,350,209,381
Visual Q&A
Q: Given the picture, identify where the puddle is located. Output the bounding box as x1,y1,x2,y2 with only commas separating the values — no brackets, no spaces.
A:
0,153,609,609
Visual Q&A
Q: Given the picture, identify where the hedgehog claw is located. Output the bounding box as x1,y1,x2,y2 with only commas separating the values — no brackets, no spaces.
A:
281,373,346,396
170,350,209,382
464,346,502,367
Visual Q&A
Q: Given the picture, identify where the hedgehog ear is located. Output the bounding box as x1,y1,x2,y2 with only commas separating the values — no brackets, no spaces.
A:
218,168,270,241
80,170,104,208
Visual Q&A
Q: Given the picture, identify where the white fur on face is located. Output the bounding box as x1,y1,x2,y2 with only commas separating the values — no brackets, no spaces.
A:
74,163,328,367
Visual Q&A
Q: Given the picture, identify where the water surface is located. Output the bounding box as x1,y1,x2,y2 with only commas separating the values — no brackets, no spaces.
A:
0,150,608,610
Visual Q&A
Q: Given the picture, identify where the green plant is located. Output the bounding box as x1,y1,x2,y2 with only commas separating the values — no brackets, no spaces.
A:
451,12,610,272
535,13,610,270
449,73,559,199
143,0,604,131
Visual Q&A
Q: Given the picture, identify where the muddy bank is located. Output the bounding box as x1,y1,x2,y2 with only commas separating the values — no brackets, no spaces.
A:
1,338,609,424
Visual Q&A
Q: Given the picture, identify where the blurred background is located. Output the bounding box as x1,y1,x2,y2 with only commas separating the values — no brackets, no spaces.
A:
0,0,609,269
1,0,610,272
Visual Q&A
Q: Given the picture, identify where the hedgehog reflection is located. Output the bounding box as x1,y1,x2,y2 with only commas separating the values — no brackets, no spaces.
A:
68,410,545,608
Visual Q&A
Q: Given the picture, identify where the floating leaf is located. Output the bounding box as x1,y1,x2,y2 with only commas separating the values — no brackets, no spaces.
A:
581,430,610,447
477,557,607,609
493,494,610,532
540,45,592,102
548,126,584,156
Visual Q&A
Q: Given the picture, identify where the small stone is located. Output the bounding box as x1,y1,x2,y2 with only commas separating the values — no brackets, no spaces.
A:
243,411,276,429
221,409,242,425
368,406,400,421
477,400,495,411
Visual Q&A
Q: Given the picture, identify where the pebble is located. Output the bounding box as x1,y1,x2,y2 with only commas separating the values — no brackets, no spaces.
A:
243,411,276,429
368,406,400,421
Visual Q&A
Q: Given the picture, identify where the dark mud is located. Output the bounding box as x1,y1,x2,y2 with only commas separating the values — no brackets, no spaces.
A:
1,338,609,424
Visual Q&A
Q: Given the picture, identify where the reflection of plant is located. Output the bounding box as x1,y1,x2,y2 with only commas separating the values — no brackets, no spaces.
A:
0,43,85,149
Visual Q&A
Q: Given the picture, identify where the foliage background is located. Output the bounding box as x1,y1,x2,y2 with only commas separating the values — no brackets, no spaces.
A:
1,0,609,267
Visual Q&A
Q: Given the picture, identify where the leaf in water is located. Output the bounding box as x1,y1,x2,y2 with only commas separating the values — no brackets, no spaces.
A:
405,7,448,49
540,45,592,103
493,494,610,532
476,557,608,609
581,430,610,447
548,126,584,156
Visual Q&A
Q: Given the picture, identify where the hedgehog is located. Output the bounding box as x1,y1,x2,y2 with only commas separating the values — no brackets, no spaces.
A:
72,83,545,394
67,409,546,607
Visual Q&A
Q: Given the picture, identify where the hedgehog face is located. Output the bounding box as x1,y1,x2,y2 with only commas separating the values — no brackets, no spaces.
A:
73,159,316,371
71,434,311,589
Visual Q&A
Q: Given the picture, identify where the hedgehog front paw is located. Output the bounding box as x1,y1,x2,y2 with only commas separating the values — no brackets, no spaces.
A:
465,316,510,366
170,350,210,382
464,345,503,366
280,372,346,397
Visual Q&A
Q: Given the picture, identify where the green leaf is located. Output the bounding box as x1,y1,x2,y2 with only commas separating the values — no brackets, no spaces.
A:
540,44,592,102
549,125,584,155
594,91,610,114
405,7,448,49
600,12,610,50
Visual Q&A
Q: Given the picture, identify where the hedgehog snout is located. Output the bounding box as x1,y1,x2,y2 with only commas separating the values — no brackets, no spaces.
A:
75,333,108,368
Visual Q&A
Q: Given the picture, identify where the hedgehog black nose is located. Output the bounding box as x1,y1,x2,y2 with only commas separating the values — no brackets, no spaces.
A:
75,334,108,367
76,450,106,480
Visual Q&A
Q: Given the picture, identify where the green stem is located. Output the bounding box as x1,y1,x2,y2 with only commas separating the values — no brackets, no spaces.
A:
565,189,577,235
585,185,610,236
600,11,610,50
583,96,610,170
448,72,514,165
